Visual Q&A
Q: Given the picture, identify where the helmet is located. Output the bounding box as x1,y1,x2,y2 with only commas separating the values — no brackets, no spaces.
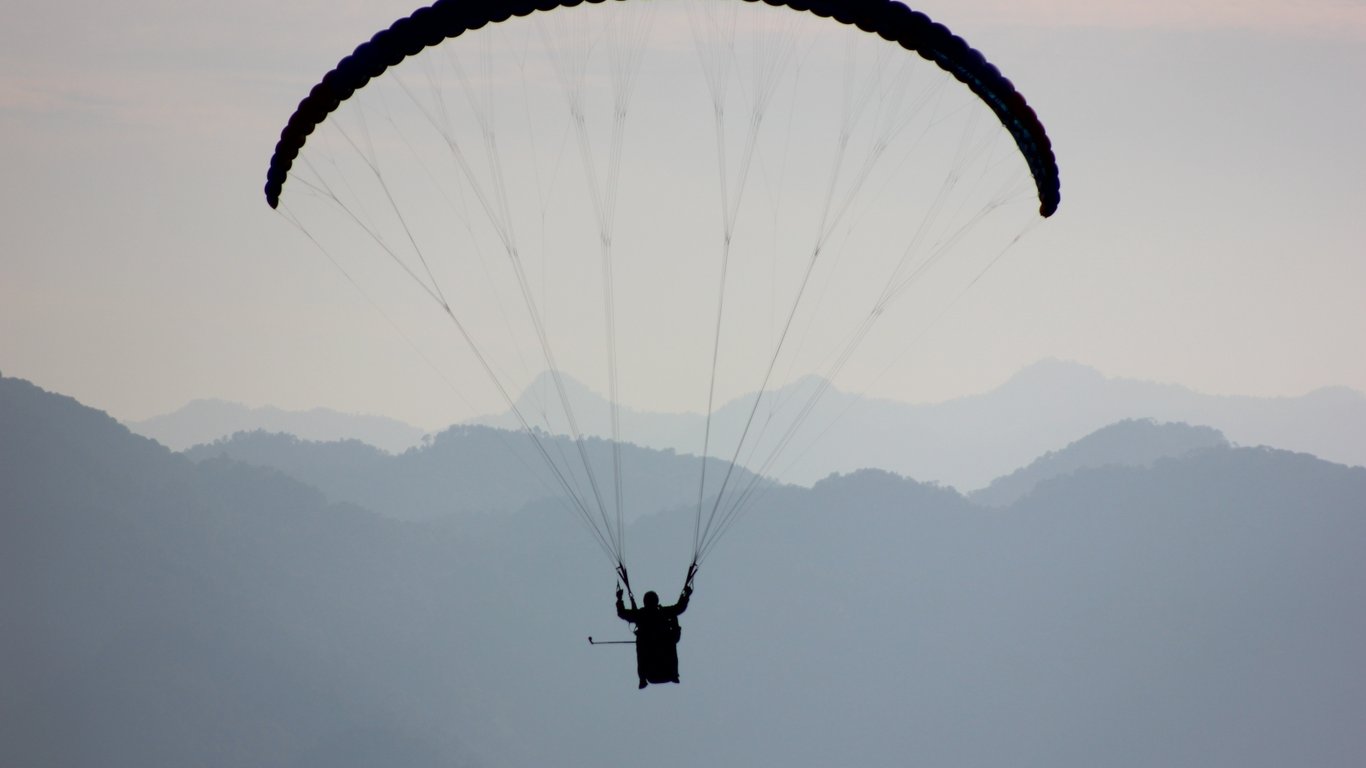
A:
643,591,659,608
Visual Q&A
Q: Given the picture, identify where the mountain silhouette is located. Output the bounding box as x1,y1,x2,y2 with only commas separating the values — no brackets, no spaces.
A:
4,372,1365,768
969,419,1228,507
126,399,426,453
1,374,462,768
471,360,1366,490
124,362,1365,492
183,425,770,523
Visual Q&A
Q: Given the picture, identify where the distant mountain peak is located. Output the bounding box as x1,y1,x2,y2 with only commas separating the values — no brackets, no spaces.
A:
969,419,1229,508
125,399,427,454
471,360,1366,492
995,358,1107,392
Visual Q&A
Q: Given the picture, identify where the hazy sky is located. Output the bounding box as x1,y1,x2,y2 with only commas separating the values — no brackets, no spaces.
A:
2,0,1363,429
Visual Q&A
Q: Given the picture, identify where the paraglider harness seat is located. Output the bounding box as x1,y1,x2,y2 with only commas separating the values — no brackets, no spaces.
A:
616,571,693,687
634,613,682,685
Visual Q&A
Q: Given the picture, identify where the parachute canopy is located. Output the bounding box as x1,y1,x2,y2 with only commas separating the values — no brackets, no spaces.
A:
265,0,1058,216
263,0,1060,583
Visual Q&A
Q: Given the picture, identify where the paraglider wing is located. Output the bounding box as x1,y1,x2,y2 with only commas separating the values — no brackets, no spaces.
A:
261,0,1064,585
264,0,1059,216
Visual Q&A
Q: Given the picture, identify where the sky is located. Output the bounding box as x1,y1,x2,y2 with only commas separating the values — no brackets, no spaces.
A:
1,0,1364,429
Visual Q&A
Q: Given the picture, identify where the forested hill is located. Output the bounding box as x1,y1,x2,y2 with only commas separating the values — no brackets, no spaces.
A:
182,417,1241,522
4,372,1365,768
127,398,426,454
1,374,465,768
969,419,1228,507
134,361,1366,493
471,360,1366,489
183,425,770,522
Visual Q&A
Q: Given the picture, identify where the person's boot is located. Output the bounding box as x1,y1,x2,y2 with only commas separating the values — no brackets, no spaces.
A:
638,679,648,689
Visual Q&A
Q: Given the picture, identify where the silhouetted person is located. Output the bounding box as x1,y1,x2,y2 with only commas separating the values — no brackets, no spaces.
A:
617,585,692,689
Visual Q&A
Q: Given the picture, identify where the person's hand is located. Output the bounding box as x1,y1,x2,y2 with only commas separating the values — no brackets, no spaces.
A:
683,585,693,597
616,586,624,601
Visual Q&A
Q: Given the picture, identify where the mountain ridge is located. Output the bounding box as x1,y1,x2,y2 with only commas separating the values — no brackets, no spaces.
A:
182,424,773,523
127,359,1366,492
4,372,1365,768
126,399,427,454
968,418,1229,508
474,359,1366,489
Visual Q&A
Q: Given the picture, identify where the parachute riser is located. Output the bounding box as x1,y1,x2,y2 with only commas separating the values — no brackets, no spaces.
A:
616,564,637,609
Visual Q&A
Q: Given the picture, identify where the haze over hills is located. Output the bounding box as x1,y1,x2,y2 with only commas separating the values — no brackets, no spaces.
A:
185,418,1228,528
968,419,1229,508
184,426,770,523
5,372,1366,768
129,361,1366,492
126,399,427,454
472,359,1366,489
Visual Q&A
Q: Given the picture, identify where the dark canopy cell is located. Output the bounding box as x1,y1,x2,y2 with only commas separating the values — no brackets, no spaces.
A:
263,0,1060,217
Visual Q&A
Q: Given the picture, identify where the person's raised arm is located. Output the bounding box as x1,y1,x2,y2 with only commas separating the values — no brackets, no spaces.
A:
669,584,693,616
